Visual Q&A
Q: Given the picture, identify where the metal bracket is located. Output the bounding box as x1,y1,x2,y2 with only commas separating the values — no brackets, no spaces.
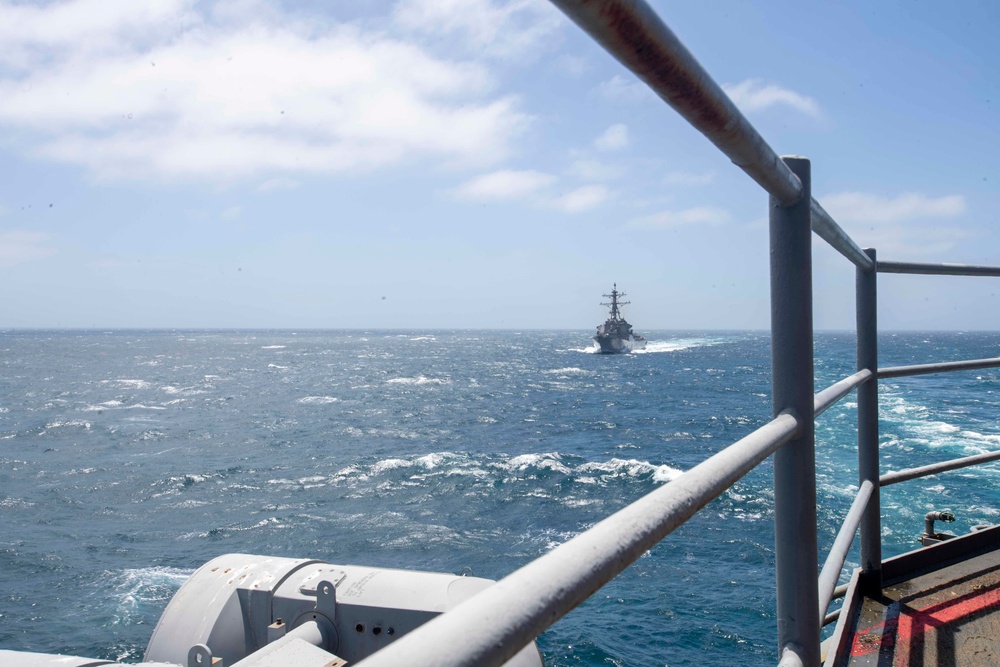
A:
188,643,215,667
315,579,337,622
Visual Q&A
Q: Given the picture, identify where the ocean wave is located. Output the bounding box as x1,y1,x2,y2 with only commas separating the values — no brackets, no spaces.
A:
879,389,1000,456
108,566,193,618
386,376,450,386
298,396,339,405
82,400,124,411
578,458,683,483
325,451,683,492
103,379,151,389
0,497,36,509
544,367,589,375
261,345,286,349
504,452,572,475
161,385,207,396
634,338,725,354
40,419,91,433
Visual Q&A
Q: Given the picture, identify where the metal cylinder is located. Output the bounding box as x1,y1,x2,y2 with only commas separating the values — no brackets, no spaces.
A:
769,155,819,666
856,247,882,593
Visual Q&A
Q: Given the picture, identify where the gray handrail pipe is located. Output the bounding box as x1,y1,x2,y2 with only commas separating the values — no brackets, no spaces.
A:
880,449,1000,487
878,261,1000,277
814,370,872,418
856,248,881,591
817,480,874,624
769,156,820,666
879,357,1000,379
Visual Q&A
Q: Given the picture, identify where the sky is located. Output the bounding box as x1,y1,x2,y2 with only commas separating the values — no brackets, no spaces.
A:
1,0,999,330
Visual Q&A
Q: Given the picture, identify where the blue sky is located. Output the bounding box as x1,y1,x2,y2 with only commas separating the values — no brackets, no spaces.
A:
2,0,998,330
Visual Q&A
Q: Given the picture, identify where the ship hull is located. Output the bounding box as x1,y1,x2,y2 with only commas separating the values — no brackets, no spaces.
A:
595,334,646,354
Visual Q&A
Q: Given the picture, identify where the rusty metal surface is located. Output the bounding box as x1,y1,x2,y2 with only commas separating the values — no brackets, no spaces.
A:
834,547,1000,666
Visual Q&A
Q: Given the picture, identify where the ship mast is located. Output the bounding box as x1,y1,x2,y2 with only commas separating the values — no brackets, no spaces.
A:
601,283,629,321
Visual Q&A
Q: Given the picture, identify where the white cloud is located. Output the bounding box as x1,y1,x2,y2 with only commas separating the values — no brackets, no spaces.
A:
0,3,532,183
258,177,301,193
392,0,562,60
0,231,57,267
595,74,651,103
821,192,966,224
723,79,820,118
663,170,715,187
454,170,610,213
454,169,556,201
0,0,198,69
221,205,242,220
547,185,610,213
567,159,622,181
820,191,969,257
626,206,731,230
594,124,628,151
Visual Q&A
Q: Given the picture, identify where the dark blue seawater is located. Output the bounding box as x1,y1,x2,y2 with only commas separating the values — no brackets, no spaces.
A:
1,330,999,666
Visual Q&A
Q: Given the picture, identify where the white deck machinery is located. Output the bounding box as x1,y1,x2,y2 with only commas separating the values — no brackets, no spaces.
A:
1,553,544,667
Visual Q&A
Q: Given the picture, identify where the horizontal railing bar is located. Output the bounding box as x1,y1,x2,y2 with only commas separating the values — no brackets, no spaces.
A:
817,480,873,624
879,357,1000,379
354,411,802,667
880,449,1000,487
832,583,849,600
810,200,874,271
547,0,803,206
814,369,872,418
877,260,1000,277
823,609,841,628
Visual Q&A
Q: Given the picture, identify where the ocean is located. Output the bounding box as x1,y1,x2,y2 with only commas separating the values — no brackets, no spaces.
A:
2,330,999,666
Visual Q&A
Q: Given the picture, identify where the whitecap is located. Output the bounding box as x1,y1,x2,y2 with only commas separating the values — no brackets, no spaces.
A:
371,458,411,474
42,419,91,432
544,367,588,375
505,453,570,474
298,396,339,405
111,379,151,389
261,345,286,349
416,453,450,469
386,376,450,386
109,566,193,612
653,465,684,483
635,338,724,353
82,400,124,411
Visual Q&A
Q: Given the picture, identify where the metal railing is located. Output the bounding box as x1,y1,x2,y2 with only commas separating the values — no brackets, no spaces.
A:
354,1,1000,666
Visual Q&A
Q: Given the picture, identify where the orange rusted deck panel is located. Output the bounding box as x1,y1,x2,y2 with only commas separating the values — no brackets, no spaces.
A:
828,526,1000,666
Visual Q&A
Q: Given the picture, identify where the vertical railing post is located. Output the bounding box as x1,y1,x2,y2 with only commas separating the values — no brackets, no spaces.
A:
856,247,882,592
770,156,819,666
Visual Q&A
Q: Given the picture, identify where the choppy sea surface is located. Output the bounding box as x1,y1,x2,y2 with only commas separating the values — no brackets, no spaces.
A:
2,330,1000,666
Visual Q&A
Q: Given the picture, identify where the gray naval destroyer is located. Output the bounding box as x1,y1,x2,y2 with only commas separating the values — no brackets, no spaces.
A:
594,284,646,354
